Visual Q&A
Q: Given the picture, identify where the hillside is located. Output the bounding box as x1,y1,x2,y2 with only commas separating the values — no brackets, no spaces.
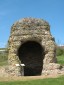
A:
0,48,8,66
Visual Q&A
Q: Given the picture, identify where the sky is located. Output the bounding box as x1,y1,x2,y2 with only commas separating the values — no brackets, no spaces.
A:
0,0,64,48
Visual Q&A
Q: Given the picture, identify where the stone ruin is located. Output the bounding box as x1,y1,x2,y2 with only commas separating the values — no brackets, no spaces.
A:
7,18,62,76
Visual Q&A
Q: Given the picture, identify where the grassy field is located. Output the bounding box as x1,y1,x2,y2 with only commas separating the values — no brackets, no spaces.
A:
0,76,64,85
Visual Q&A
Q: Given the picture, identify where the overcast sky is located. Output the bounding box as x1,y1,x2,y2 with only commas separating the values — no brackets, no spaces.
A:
0,0,64,48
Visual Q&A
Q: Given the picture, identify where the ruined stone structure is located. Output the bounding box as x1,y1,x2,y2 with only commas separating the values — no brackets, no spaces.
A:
8,18,57,76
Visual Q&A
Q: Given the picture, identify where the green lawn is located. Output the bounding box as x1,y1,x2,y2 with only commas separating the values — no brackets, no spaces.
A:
0,76,64,85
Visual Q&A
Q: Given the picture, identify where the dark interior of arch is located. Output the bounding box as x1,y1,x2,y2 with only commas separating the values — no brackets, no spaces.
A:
17,41,45,76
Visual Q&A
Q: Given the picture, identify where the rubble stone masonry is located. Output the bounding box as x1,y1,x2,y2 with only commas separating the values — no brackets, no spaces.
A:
7,18,58,76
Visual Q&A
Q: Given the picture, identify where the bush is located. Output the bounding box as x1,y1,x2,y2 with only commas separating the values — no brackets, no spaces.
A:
56,47,64,56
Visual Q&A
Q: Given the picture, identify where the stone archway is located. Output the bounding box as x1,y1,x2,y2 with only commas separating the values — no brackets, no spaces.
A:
8,18,57,76
17,41,45,76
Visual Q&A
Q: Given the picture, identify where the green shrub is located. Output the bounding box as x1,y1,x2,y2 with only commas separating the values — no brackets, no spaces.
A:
57,55,64,65
56,47,64,56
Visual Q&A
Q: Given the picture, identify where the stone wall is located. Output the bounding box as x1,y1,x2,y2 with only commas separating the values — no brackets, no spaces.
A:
8,18,57,76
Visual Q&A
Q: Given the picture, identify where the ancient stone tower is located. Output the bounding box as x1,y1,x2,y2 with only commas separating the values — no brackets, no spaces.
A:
8,18,56,76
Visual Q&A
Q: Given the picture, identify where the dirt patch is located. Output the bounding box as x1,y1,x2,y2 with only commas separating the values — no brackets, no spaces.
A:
0,74,64,82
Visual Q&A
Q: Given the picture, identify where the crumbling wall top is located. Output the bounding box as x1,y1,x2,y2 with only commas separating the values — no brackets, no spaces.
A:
11,18,50,31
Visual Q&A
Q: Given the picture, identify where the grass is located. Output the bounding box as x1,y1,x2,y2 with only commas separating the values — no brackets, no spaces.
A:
0,50,8,66
0,76,64,85
0,60,8,66
57,55,64,65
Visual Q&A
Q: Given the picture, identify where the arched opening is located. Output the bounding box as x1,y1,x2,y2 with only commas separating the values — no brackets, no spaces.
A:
17,41,45,76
